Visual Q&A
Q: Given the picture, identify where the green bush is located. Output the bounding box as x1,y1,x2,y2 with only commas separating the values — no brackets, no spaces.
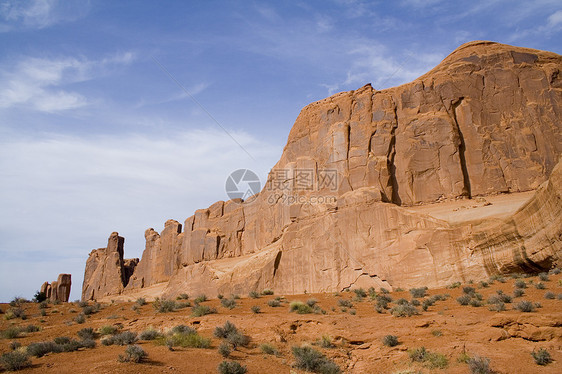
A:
535,282,546,290
260,343,279,356
249,291,260,299
463,286,476,295
214,321,249,349
27,341,61,357
515,300,535,312
217,360,247,374
153,298,177,313
53,336,71,345
353,288,367,298
261,289,274,295
531,348,552,365
545,291,555,299
337,299,353,308
99,325,118,335
177,293,189,300
112,331,138,345
410,287,427,298
390,303,419,317
251,305,261,314
218,341,231,358
514,280,526,289
290,301,313,314
446,282,461,289
191,305,217,317
538,272,549,281
163,331,211,348
136,297,146,306
118,345,147,363
513,289,525,297
33,291,47,303
468,355,491,374
0,351,31,371
77,327,96,340
457,295,472,305
267,299,281,307
319,335,333,348
139,328,162,340
382,335,398,347
221,298,237,309
1,327,21,339
194,294,208,304
74,313,86,324
9,341,21,351
292,345,341,373
408,346,448,369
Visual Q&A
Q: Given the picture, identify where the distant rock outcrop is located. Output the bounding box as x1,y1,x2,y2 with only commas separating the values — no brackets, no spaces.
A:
82,41,562,301
41,274,72,302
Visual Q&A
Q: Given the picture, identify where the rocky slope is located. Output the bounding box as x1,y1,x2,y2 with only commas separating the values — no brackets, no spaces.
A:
82,41,562,301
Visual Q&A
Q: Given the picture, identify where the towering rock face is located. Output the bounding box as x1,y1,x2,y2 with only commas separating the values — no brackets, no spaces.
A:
40,274,72,302
81,232,138,300
82,41,562,301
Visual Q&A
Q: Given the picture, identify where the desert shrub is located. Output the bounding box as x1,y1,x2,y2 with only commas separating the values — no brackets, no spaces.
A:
390,303,419,317
260,343,279,355
353,288,367,298
0,351,31,371
82,305,96,315
153,298,177,313
218,342,231,358
27,341,61,357
217,360,247,374
479,281,490,288
33,291,47,303
9,341,21,351
80,338,96,349
513,289,525,297
515,300,535,312
191,305,217,317
194,294,208,304
2,327,21,339
139,328,162,340
53,336,71,344
99,325,118,335
136,297,146,306
290,301,313,314
408,347,447,369
214,321,249,349
251,305,261,314
514,279,526,289
249,291,260,299
488,302,506,312
171,325,196,335
306,298,317,307
101,337,114,346
380,288,390,294
395,298,409,305
231,294,240,300
177,293,189,300
39,300,48,309
382,335,399,347
538,272,549,281
6,307,26,320
535,282,546,289
261,289,274,295
489,291,512,304
337,299,353,308
292,345,341,374
468,356,491,374
545,291,555,299
410,287,427,298
77,327,96,340
78,301,88,307
531,348,552,365
447,282,461,289
456,295,472,306
463,286,476,295
164,331,211,348
319,335,333,348
535,302,542,309
221,298,237,309
550,267,561,275
410,299,421,306
267,299,281,307
432,330,442,337
558,294,562,300
113,331,138,345
118,345,147,363
74,313,86,324
469,299,482,307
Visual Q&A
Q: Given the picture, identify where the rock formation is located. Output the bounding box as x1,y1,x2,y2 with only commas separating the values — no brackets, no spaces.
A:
41,274,72,302
82,41,562,301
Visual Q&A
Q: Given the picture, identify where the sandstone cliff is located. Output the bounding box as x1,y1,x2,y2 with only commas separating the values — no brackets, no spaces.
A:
82,41,562,301
41,274,72,302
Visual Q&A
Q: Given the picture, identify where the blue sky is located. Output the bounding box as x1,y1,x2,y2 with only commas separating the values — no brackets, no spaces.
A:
0,0,561,302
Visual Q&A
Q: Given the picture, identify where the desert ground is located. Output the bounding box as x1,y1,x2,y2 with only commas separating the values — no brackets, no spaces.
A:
1,270,561,373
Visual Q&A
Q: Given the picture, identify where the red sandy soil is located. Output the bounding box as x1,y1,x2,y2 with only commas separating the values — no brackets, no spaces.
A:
1,272,561,373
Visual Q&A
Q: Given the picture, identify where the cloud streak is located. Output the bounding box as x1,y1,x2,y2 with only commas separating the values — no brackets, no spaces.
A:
0,52,134,113
0,0,89,31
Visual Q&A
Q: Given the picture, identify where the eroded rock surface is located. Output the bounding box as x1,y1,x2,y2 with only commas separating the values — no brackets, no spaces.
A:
41,274,72,302
82,41,562,301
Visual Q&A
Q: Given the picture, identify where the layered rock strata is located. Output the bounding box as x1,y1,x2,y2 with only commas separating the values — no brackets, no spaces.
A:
82,41,562,301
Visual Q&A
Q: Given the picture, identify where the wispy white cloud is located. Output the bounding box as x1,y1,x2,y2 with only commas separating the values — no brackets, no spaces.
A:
508,8,562,42
0,128,281,301
0,52,135,113
0,0,89,31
